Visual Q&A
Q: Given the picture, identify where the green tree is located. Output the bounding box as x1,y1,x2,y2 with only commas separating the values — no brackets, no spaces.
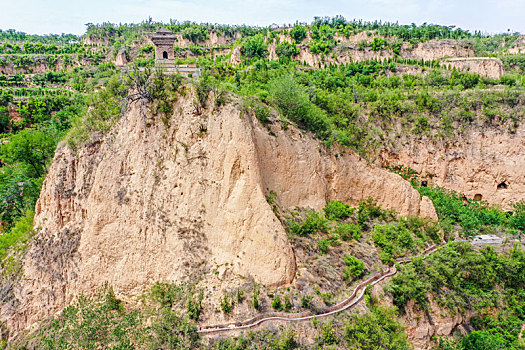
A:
0,128,57,177
290,26,307,42
241,34,267,59
0,106,9,133
343,306,411,350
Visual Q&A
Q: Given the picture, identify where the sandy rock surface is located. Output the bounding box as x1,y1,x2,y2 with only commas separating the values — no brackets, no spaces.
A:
2,92,434,335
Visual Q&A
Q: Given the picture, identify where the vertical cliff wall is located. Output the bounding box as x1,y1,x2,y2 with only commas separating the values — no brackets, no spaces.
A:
2,91,434,335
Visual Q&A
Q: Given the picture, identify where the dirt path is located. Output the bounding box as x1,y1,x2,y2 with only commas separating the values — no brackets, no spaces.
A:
198,244,441,335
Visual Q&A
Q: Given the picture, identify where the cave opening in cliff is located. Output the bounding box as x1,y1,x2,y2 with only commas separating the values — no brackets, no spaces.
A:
474,193,483,201
421,180,428,187
497,181,508,190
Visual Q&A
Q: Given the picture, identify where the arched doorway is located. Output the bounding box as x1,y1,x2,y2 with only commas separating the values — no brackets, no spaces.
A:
162,51,168,59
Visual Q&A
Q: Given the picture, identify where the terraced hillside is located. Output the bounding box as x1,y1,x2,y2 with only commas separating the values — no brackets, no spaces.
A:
0,18,524,349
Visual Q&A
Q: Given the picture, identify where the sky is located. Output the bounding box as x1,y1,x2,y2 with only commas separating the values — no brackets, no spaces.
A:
0,0,523,36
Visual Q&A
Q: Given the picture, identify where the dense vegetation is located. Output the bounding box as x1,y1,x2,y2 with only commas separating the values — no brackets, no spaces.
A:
286,198,442,262
387,243,525,349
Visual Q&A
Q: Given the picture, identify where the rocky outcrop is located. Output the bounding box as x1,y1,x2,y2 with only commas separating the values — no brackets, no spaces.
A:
401,39,473,61
114,49,128,67
229,45,242,65
378,124,525,209
441,57,504,79
278,39,474,69
404,298,473,350
2,91,434,335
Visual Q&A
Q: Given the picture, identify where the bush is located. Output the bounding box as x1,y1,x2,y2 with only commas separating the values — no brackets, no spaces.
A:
301,295,313,309
0,209,34,261
320,321,338,345
323,200,354,220
271,294,283,310
186,290,203,321
462,330,510,350
317,238,331,254
150,308,200,349
336,223,362,241
286,210,329,236
283,294,292,312
221,294,233,314
418,186,507,234
276,42,299,60
38,285,147,349
268,75,331,139
150,282,186,308
372,223,415,262
241,34,267,60
357,198,393,230
510,200,525,232
387,242,525,314
252,284,260,310
290,26,307,42
343,254,365,280
343,306,411,349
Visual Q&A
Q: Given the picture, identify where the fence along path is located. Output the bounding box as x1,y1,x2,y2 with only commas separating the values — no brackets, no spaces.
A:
198,244,442,335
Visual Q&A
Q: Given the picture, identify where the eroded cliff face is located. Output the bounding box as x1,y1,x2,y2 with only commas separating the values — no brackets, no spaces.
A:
2,91,434,335
441,58,504,80
264,38,475,73
378,124,525,209
403,298,473,350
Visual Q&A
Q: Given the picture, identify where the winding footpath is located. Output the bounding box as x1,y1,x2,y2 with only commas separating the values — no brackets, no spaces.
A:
198,244,442,335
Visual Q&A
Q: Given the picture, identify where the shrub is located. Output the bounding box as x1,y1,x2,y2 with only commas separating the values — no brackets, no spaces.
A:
372,223,415,261
252,284,260,310
181,26,209,44
150,308,200,349
290,26,307,42
186,290,203,321
283,294,292,312
510,200,525,232
320,321,338,345
357,198,392,229
343,306,411,349
317,238,331,254
37,285,147,349
323,200,354,220
241,34,267,60
276,42,299,60
221,294,233,314
343,254,365,281
287,210,329,236
418,186,507,233
150,282,186,308
271,294,283,310
236,290,244,303
336,223,362,241
268,75,331,139
0,209,34,261
301,295,313,309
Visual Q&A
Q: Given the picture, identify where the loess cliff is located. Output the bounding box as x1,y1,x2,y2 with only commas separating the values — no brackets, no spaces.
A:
378,124,525,209
1,90,436,335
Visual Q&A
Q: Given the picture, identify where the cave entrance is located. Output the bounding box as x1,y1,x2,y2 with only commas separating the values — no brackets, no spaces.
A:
162,51,168,59
474,193,483,201
497,181,508,190
421,180,428,187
